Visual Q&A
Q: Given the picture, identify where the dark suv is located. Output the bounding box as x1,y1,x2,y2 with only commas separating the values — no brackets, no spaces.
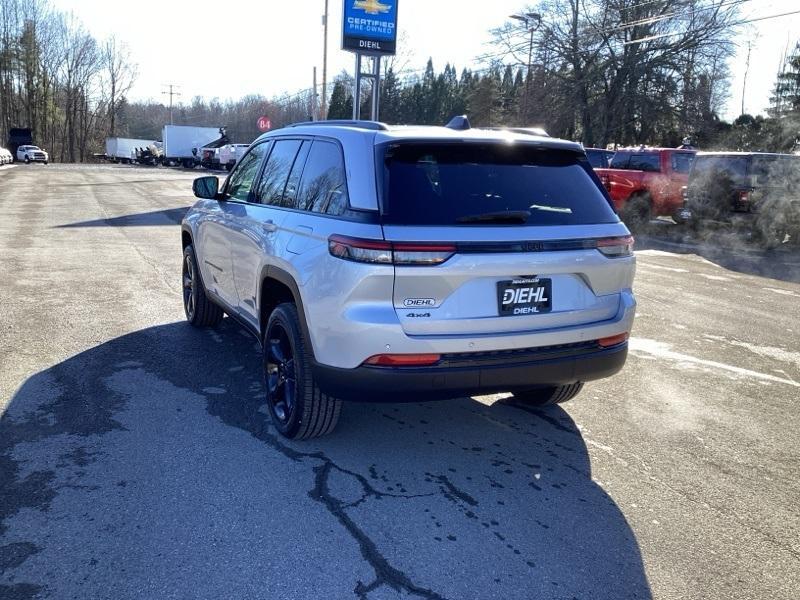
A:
684,152,800,246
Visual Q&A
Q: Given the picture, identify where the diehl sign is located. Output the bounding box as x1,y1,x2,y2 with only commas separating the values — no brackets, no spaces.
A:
342,0,398,55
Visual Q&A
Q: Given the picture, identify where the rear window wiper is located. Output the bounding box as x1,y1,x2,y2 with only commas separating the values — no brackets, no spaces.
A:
456,210,531,224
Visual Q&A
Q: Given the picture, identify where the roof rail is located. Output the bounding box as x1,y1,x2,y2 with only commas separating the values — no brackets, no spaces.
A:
286,120,389,131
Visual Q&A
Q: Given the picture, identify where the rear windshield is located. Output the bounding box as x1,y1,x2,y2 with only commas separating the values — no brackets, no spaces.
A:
379,143,618,226
691,155,749,187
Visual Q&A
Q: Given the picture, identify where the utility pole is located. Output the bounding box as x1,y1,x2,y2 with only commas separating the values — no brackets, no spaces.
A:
313,66,318,120
321,0,329,120
741,40,752,116
162,84,181,125
509,13,541,124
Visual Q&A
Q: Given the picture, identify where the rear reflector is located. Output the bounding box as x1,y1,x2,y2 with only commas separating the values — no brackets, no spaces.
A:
364,353,442,366
596,235,634,258
329,235,455,265
598,333,629,347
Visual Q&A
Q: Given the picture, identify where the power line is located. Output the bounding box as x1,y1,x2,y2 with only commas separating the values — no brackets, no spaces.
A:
620,0,674,12
625,8,800,45
612,0,751,32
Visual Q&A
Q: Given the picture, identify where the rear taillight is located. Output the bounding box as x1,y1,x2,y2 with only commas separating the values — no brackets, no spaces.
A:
738,190,750,204
328,235,455,266
598,333,629,347
596,235,634,258
364,353,441,366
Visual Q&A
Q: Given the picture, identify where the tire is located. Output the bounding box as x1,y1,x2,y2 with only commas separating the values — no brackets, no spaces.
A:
510,382,584,407
24,156,30,164
620,194,652,232
264,303,341,440
182,244,223,327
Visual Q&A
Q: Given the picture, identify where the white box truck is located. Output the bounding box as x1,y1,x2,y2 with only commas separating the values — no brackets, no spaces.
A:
105,137,159,163
162,125,223,168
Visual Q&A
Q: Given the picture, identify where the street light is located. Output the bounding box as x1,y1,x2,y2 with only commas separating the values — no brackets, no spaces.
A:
509,12,541,123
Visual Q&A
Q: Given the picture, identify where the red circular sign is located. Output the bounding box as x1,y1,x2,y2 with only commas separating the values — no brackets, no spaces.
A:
257,116,272,132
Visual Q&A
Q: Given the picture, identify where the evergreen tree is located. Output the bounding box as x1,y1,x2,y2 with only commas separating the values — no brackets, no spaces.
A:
327,81,353,120
380,67,402,123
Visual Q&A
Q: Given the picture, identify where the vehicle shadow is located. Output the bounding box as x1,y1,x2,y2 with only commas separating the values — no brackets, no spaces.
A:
55,207,189,228
52,178,193,187
637,224,800,283
0,319,651,600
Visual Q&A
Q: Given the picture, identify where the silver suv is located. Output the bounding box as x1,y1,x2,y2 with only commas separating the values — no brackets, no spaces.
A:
182,120,636,439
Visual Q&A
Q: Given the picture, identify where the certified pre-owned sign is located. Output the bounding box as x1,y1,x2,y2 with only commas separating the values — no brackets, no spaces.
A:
342,0,398,55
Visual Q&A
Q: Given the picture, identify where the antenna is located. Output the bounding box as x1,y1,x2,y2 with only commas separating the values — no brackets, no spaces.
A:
445,115,471,130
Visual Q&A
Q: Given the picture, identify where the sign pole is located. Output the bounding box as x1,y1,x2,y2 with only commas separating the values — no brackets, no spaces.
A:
371,55,381,121
353,53,362,120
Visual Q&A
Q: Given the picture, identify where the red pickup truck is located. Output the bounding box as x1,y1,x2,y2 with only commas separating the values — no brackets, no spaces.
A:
594,148,696,229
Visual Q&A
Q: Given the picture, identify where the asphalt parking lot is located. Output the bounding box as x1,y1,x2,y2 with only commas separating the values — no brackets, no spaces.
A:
1,164,799,600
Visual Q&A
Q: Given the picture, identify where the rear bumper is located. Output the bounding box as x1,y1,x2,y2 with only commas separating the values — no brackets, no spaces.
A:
313,341,628,402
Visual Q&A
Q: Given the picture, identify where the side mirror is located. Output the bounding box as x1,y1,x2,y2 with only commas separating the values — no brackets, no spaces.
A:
193,175,219,200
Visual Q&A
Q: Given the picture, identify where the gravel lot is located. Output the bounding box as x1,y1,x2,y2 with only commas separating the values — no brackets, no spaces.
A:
1,164,799,600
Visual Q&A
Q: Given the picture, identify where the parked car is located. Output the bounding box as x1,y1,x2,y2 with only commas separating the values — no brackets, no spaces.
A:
595,147,696,229
218,143,250,171
585,147,614,169
684,151,800,247
181,119,636,439
0,147,12,164
16,144,48,164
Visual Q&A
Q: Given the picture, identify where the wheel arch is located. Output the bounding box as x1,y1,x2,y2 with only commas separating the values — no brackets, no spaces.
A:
181,226,193,250
258,267,313,354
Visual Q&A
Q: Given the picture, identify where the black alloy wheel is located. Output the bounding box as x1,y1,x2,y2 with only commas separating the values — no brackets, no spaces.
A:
262,303,341,439
182,244,223,327
182,251,196,321
265,321,297,425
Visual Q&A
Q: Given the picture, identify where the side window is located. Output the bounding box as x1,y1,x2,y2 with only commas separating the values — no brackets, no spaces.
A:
281,142,311,209
609,152,630,170
629,153,661,173
297,141,349,215
226,143,268,202
671,153,695,174
256,139,302,206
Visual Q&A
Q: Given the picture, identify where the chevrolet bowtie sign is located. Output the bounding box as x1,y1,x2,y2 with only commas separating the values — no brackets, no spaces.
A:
342,0,398,55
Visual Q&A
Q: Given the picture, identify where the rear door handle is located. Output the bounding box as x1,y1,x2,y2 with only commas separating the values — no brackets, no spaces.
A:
262,219,277,232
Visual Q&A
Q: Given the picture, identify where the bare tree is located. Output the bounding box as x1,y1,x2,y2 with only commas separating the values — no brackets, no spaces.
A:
102,35,136,137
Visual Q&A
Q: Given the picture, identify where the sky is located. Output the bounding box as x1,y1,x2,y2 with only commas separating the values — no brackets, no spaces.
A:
50,0,800,122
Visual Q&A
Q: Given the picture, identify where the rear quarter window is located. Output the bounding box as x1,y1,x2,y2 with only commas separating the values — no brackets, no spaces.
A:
378,142,618,226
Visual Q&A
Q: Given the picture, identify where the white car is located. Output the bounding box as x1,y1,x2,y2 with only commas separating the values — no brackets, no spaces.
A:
0,147,12,165
182,119,636,439
16,145,49,164
218,143,250,171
